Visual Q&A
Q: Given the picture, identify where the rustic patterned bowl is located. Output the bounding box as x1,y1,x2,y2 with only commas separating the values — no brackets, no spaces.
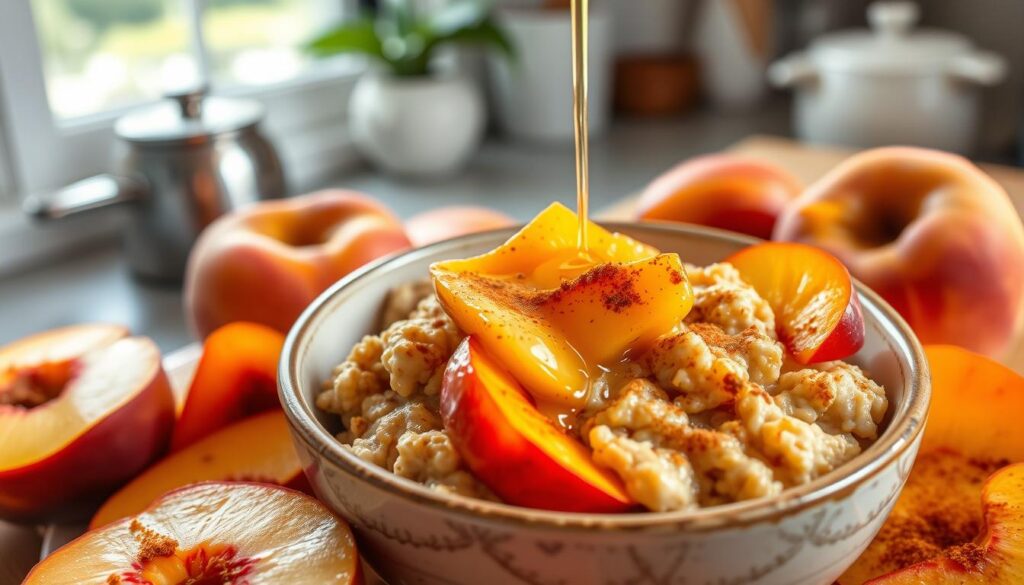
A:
279,223,930,585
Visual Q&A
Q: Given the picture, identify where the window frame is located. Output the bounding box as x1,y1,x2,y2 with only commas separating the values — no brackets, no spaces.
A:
0,0,364,274
0,0,363,199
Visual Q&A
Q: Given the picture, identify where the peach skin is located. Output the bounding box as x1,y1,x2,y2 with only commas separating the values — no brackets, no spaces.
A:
185,190,411,338
441,337,634,513
170,322,285,451
405,205,515,247
637,154,803,239
774,147,1024,357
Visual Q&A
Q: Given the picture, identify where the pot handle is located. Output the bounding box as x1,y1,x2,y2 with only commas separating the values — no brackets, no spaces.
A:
23,174,146,220
948,51,1007,86
768,54,818,88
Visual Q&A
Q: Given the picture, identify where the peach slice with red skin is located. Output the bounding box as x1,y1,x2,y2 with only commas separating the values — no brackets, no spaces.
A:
866,463,1024,584
840,346,1024,583
726,242,864,364
432,202,693,409
170,322,285,451
25,482,362,585
91,411,308,529
0,325,175,522
442,337,634,512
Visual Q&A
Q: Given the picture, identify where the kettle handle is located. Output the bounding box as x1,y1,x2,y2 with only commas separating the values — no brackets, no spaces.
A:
768,54,818,88
23,174,146,220
948,51,1007,86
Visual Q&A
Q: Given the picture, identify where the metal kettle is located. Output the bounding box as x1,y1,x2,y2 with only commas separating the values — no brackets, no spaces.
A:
25,87,285,280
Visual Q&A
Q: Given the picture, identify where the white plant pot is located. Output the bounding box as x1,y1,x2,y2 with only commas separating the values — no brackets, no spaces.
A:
488,3,614,142
349,73,485,177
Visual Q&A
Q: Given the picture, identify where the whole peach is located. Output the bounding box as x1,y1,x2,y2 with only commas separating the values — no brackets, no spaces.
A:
185,190,411,338
774,147,1024,357
637,154,804,239
405,205,515,247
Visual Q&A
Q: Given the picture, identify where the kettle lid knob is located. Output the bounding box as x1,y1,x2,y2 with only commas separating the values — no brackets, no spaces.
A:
868,1,919,38
166,85,209,120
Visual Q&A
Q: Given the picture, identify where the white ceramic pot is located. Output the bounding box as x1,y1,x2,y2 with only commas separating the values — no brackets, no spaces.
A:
280,224,930,585
769,1,1006,154
489,3,613,142
349,72,485,177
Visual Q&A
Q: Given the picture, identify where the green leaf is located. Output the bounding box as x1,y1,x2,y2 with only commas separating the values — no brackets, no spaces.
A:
429,17,515,60
429,1,490,37
306,18,384,59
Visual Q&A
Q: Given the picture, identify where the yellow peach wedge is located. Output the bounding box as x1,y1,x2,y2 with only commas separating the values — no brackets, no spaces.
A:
431,203,693,410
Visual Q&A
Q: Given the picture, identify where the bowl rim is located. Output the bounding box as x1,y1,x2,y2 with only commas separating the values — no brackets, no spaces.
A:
279,221,931,533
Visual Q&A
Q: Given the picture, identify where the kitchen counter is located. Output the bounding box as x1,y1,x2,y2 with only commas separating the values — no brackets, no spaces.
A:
0,105,792,351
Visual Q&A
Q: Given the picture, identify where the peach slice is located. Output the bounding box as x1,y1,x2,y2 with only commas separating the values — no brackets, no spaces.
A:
839,346,1024,583
726,242,864,363
442,337,634,512
866,463,1024,584
0,325,175,522
432,202,692,408
171,322,285,451
91,411,307,530
25,482,361,585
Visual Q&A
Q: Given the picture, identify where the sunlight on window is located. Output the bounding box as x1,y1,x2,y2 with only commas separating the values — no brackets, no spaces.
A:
31,0,336,120
31,0,197,119
204,0,321,87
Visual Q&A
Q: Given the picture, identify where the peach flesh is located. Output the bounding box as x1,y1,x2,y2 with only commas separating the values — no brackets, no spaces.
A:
727,242,864,363
442,337,634,512
91,411,307,530
25,482,361,585
0,328,175,522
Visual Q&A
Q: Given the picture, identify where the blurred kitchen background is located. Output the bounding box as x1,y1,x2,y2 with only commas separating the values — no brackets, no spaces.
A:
0,0,1023,351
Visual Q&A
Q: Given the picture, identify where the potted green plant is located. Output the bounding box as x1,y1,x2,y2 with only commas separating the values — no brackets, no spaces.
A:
309,0,513,177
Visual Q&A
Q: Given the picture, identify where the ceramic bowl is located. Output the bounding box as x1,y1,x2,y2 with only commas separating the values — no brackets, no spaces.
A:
279,223,930,585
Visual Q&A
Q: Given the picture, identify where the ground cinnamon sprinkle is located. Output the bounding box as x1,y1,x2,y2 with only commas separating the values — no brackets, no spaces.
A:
869,449,1006,574
129,519,178,563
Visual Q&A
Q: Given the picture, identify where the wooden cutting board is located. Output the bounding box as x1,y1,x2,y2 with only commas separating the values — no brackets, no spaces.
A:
601,135,1024,374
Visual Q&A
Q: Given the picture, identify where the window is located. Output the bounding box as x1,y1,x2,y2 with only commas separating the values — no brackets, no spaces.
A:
0,0,361,199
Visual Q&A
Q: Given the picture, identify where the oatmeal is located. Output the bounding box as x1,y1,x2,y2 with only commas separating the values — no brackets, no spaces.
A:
318,265,888,512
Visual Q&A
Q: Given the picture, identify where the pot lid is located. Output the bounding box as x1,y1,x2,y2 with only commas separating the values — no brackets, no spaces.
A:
808,2,972,74
115,86,265,145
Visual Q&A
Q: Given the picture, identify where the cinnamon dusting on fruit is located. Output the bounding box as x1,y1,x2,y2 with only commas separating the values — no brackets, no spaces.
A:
870,449,1006,573
129,519,178,562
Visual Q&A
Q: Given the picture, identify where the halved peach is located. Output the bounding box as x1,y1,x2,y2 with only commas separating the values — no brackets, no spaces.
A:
866,463,1024,584
91,411,307,529
432,202,692,408
840,346,1024,583
0,325,175,522
726,242,864,363
637,154,803,239
441,337,634,512
26,482,361,584
171,322,284,451
405,205,515,247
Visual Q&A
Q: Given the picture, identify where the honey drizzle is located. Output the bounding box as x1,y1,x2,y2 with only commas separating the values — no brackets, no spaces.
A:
570,0,591,258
